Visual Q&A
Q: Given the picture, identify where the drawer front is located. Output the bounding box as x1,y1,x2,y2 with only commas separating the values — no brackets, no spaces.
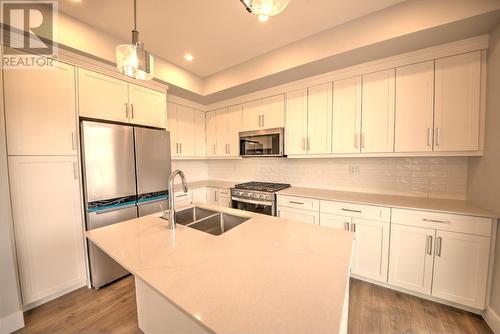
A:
174,191,193,208
278,195,319,211
392,208,492,237
320,200,390,222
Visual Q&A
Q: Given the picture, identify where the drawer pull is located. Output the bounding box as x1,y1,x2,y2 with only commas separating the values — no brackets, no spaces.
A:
289,201,305,205
422,218,451,224
176,194,188,198
344,222,349,231
342,208,362,214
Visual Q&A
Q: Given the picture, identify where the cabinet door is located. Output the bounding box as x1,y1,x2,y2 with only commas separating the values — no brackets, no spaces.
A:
350,218,389,282
9,156,86,305
206,111,217,157
176,105,195,157
4,62,77,156
78,68,129,123
361,69,395,153
166,102,178,156
215,108,229,156
241,99,261,131
217,188,231,207
260,94,285,129
128,84,166,129
320,213,351,231
434,52,481,152
206,187,219,205
332,77,362,154
192,187,207,204
307,83,332,154
193,110,206,157
388,224,435,294
227,105,242,156
278,207,319,225
432,230,489,309
395,61,434,152
285,89,308,155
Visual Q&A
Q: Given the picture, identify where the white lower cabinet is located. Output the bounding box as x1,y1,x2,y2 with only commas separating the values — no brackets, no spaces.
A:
8,156,86,306
199,187,231,208
319,213,351,231
432,230,490,309
388,224,435,294
192,187,207,204
350,218,389,282
278,206,319,225
173,190,193,209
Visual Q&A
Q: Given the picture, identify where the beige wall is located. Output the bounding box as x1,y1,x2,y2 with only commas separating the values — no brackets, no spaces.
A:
0,51,24,331
468,22,500,320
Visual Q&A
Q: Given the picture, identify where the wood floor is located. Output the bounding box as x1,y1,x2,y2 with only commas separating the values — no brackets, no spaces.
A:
16,276,492,334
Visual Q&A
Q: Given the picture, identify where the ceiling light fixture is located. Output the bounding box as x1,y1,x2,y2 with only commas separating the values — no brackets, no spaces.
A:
116,0,154,80
240,0,290,20
184,54,194,61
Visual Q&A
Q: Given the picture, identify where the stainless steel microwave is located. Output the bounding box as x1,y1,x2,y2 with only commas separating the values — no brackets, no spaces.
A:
239,128,284,157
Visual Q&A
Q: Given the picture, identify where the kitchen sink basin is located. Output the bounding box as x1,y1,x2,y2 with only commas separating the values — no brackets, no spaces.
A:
188,212,250,236
162,206,219,226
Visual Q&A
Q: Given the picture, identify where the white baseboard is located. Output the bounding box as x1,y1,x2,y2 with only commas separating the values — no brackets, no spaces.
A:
0,310,24,334
484,307,500,334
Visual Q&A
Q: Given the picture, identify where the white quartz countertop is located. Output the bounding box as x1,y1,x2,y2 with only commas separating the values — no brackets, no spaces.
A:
278,187,498,218
86,204,354,334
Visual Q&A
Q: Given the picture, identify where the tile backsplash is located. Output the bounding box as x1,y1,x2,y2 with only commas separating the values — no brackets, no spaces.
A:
172,160,209,182
204,157,469,200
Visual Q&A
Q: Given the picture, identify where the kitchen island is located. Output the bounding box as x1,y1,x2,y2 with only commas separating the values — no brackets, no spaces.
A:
86,204,354,334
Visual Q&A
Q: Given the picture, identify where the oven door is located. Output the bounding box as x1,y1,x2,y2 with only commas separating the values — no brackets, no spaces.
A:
232,197,275,216
239,128,284,157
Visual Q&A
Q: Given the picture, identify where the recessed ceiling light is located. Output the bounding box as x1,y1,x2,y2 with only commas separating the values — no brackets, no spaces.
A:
184,54,194,61
258,15,269,22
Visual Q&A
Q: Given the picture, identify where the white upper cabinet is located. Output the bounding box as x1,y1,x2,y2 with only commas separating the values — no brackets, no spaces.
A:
168,103,197,158
361,69,395,153
167,102,178,155
395,61,434,152
78,68,166,128
215,108,229,156
388,224,435,294
332,76,362,154
242,94,284,131
432,230,489,309
226,105,242,156
193,110,206,157
285,89,308,155
206,111,217,157
78,68,129,123
4,61,77,156
307,83,333,154
434,51,481,152
128,83,166,129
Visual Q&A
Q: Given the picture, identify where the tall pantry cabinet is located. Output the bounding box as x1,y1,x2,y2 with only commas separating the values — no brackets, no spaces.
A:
3,60,86,307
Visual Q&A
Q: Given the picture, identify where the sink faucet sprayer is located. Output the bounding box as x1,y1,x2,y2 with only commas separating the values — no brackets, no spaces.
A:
164,170,188,229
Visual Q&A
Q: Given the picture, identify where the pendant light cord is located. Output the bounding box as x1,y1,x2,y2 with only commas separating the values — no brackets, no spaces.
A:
133,0,137,31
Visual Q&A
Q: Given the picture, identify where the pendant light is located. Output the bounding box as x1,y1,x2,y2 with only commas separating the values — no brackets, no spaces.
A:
240,0,290,20
116,0,154,80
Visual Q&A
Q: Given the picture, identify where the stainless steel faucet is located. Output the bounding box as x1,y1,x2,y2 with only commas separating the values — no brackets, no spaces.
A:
165,170,188,229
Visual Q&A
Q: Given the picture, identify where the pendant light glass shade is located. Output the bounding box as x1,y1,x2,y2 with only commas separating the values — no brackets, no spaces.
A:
242,0,290,16
116,42,154,80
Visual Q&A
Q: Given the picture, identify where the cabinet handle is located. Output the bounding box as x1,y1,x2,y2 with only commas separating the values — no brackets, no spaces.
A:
130,104,135,119
360,133,365,149
71,132,76,151
427,128,432,147
426,235,433,255
125,102,129,118
302,137,306,151
215,191,218,202
341,208,362,214
354,133,359,149
258,115,262,127
351,223,356,233
436,236,442,257
307,137,311,151
422,218,451,224
344,222,350,231
435,128,441,146
73,162,78,180
228,144,230,154
262,114,265,127
289,201,304,205
277,210,280,217
175,143,179,154
179,143,182,154
176,194,188,198
213,144,216,155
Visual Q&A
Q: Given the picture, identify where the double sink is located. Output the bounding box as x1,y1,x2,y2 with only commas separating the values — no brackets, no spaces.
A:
162,206,251,236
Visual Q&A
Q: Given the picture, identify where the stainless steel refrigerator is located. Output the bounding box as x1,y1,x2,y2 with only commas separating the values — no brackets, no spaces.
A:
80,120,171,288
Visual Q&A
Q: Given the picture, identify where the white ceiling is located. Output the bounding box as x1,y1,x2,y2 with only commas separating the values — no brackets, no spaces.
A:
59,0,405,77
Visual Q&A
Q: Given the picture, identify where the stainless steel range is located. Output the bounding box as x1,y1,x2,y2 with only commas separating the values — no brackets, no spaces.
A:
231,181,291,216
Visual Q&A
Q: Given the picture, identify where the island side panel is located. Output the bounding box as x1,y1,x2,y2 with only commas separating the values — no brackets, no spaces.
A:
135,277,210,334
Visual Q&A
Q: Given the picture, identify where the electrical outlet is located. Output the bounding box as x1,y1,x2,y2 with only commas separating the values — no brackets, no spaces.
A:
348,165,360,175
